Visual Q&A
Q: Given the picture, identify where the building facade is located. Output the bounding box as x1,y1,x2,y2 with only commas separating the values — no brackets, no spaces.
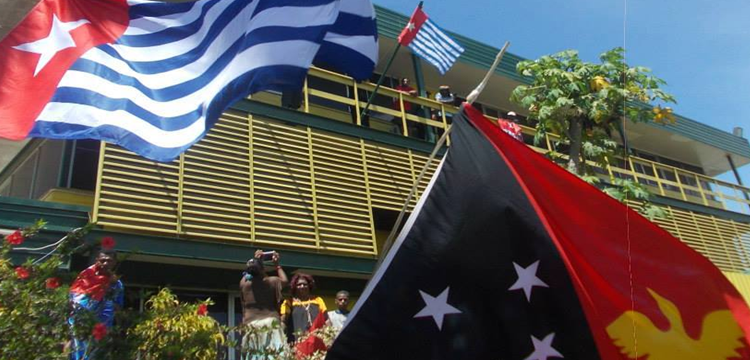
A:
1,5,750,357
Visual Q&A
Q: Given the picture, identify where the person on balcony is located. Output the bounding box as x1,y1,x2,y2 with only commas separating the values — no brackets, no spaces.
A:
327,290,351,333
391,78,426,139
433,84,457,123
239,249,288,359
68,249,124,360
497,111,523,142
280,273,327,343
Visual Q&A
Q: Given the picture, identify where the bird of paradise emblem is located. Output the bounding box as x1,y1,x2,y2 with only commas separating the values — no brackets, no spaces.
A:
607,289,746,360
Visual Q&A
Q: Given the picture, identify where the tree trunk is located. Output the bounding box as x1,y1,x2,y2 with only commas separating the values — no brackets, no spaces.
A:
567,117,583,175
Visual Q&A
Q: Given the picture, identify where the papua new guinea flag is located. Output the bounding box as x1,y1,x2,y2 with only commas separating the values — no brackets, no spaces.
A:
0,0,377,162
326,104,750,360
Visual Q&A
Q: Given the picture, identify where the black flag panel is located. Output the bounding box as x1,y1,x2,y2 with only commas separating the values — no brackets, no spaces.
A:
326,105,600,360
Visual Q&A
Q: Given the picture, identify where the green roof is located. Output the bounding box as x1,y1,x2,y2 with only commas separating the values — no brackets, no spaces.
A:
373,5,750,160
650,114,750,158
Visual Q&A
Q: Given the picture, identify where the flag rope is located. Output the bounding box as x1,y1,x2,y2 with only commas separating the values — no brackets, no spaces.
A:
622,0,638,356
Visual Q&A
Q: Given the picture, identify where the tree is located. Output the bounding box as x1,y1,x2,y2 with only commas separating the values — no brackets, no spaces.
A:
511,47,676,175
511,48,676,218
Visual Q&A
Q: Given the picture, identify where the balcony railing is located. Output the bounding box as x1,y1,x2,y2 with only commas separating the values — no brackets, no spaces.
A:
92,66,750,273
255,66,750,216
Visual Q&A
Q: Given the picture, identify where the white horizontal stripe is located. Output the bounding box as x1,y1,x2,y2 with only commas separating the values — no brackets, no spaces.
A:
420,22,462,58
111,0,254,62
413,34,454,67
42,40,321,145
411,39,451,70
251,3,340,30
409,44,447,74
37,103,207,148
110,3,336,63
124,0,212,36
323,33,378,63
59,40,319,117
423,20,464,53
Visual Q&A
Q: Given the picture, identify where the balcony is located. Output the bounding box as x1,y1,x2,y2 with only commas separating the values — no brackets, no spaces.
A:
92,67,750,273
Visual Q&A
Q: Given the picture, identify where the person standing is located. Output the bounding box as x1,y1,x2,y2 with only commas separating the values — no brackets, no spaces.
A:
239,249,288,359
391,78,419,135
280,273,327,342
327,290,350,332
68,249,124,360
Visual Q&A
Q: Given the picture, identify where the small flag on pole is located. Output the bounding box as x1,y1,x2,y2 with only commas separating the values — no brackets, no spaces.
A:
326,104,750,360
397,5,464,75
0,0,378,162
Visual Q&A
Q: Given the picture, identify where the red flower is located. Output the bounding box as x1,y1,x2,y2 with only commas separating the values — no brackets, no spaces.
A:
5,230,24,245
92,323,107,341
15,267,30,279
196,304,208,316
45,277,61,289
100,236,116,250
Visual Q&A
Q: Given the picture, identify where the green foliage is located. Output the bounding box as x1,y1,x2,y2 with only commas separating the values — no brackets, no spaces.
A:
0,222,341,359
511,47,676,175
0,220,84,359
511,47,674,218
128,288,225,360
603,179,667,220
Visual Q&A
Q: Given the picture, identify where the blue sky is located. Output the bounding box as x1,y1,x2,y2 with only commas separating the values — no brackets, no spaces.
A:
373,0,750,184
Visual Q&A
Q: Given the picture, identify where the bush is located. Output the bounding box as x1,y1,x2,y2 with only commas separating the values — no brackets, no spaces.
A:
0,220,73,359
129,288,225,359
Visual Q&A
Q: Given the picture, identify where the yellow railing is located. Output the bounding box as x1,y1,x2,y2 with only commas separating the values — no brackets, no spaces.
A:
92,109,750,273
259,67,750,216
91,66,750,275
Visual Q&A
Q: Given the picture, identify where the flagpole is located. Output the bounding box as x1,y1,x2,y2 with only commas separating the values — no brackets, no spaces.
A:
376,42,511,267
375,124,453,269
466,41,510,104
359,43,402,118
359,1,423,119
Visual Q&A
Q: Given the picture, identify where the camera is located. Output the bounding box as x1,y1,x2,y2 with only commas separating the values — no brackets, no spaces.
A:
261,251,276,261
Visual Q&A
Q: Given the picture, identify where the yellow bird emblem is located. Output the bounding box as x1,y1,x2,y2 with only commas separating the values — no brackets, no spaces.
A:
606,288,746,360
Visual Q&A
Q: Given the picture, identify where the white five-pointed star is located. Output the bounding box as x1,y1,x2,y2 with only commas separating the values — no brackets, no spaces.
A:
406,22,415,31
413,287,461,330
508,260,548,302
524,333,563,360
12,15,90,76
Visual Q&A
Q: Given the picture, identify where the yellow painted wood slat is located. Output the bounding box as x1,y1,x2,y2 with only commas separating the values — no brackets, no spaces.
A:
98,206,177,220
315,207,372,219
98,214,177,227
102,182,180,197
183,179,250,193
318,239,375,250
98,222,178,235
183,208,251,220
99,198,177,212
103,168,179,183
182,223,251,236
104,153,180,170
253,228,316,240
100,191,178,205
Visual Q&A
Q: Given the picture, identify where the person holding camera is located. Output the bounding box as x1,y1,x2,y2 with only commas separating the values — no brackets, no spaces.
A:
239,249,288,359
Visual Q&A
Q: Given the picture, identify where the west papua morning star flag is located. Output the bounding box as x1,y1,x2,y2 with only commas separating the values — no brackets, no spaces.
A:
326,104,750,360
0,0,378,162
397,5,463,75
